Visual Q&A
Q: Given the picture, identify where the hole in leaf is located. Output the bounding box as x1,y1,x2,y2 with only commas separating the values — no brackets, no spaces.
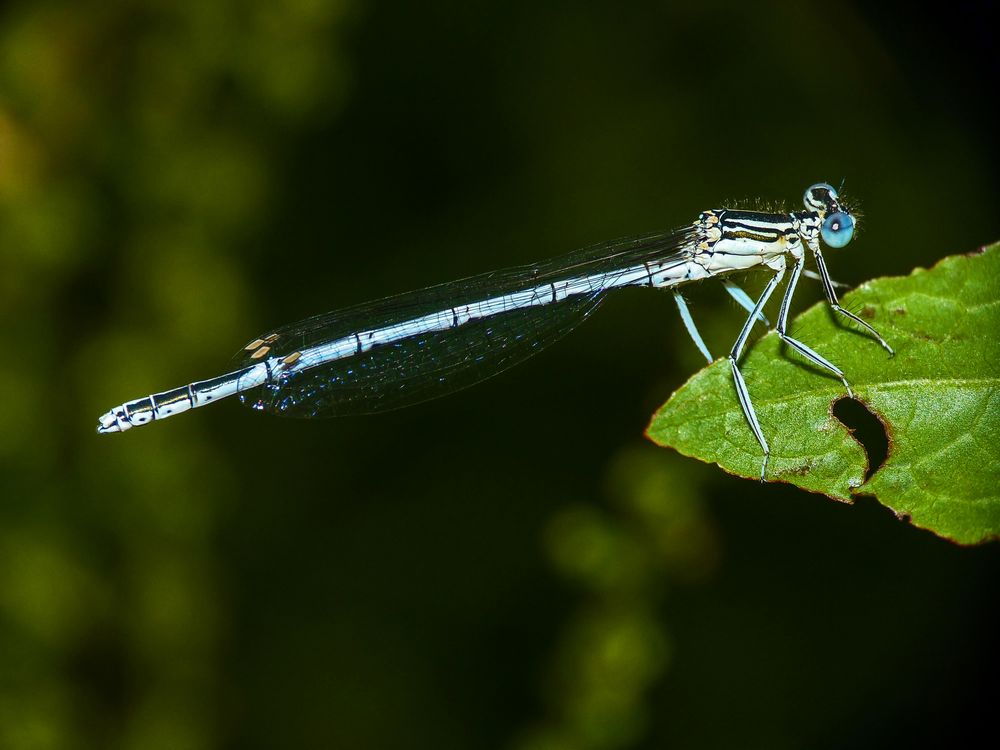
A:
832,397,889,482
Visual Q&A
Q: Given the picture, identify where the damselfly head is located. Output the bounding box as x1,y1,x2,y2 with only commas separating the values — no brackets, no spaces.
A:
804,182,856,248
803,182,841,214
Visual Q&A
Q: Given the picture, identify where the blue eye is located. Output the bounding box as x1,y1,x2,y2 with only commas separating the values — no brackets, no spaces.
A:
821,211,855,248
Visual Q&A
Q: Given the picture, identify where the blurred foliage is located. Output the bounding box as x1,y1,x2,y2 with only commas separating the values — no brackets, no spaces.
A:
1,0,998,749
1,0,350,747
513,446,717,750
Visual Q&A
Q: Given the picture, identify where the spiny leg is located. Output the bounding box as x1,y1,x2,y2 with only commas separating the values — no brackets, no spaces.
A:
721,279,770,326
802,268,849,290
674,283,771,365
812,246,894,355
776,256,854,397
729,265,784,482
673,291,713,364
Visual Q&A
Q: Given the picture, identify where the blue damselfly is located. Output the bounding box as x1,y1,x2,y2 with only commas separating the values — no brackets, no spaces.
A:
97,183,892,479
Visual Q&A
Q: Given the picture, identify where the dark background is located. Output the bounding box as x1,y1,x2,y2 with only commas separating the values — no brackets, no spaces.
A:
1,1,997,748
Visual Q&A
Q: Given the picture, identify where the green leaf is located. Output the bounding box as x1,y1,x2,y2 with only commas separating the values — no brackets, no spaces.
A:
647,244,1000,545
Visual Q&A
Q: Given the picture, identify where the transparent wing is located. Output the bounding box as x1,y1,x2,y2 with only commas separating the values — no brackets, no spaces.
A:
239,293,605,417
232,228,694,417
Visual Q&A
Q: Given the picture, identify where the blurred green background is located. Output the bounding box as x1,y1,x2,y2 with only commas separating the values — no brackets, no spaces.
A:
1,0,997,748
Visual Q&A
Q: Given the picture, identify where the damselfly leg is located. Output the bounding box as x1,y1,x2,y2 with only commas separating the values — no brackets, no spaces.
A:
674,282,770,365
728,264,785,481
776,255,853,397
673,292,713,364
812,244,894,355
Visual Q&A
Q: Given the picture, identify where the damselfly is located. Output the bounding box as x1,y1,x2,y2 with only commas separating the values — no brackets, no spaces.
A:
97,183,893,480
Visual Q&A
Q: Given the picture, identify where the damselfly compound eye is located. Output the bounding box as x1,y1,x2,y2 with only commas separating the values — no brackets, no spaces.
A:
821,211,855,248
